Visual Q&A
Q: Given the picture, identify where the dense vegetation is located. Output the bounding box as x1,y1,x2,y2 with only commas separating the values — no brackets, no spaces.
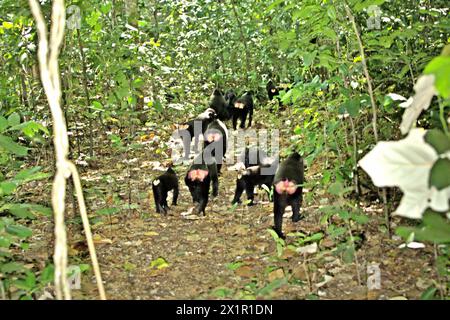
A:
0,0,449,300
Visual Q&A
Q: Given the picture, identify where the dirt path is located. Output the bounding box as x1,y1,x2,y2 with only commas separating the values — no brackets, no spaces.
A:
25,112,438,300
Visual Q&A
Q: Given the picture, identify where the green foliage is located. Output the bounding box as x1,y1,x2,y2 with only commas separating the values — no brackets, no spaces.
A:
0,110,52,299
396,212,450,244
1,0,449,300
267,228,286,257
424,55,450,99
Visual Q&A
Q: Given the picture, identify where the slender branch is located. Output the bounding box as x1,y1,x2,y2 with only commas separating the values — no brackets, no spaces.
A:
0,280,6,300
344,2,390,236
76,29,94,157
344,4,378,142
68,163,106,299
230,0,250,83
28,0,106,300
434,244,445,299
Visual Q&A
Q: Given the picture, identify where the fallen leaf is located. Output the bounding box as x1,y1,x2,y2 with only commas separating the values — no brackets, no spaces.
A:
280,248,296,259
144,231,159,237
389,296,408,300
321,238,335,248
398,242,425,249
92,235,113,244
296,242,318,254
268,269,285,282
292,265,308,281
149,257,169,270
315,275,333,288
235,265,256,278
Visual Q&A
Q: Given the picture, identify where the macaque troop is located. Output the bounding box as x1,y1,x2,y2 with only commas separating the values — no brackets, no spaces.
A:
154,82,304,237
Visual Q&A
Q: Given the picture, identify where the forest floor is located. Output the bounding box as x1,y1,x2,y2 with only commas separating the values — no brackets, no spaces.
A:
22,109,439,300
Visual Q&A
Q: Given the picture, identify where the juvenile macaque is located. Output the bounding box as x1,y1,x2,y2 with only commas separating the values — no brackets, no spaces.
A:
232,91,254,130
203,119,228,174
175,108,216,159
272,152,304,238
152,167,179,214
209,89,229,121
185,153,219,215
266,80,280,101
232,147,278,206
224,89,237,120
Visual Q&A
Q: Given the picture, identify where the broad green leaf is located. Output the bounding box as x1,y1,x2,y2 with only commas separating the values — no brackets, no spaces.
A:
153,99,162,112
267,228,280,241
424,56,450,98
91,101,104,111
328,181,344,196
0,181,16,195
429,159,450,190
7,113,20,127
14,271,36,290
0,235,12,248
1,262,26,273
425,129,450,155
14,166,50,183
6,224,32,238
302,51,317,68
9,205,35,219
0,134,29,156
2,21,13,29
327,6,336,20
0,116,7,131
100,3,112,14
342,99,360,117
77,264,90,273
351,213,369,224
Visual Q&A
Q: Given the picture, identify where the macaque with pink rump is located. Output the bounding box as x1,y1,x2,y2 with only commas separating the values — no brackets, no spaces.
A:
272,152,304,238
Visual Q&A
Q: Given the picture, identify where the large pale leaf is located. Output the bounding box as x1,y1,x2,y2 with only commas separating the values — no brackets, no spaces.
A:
359,129,450,219
400,75,437,135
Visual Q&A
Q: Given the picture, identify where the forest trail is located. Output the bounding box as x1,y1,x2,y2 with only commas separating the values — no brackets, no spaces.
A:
25,110,437,300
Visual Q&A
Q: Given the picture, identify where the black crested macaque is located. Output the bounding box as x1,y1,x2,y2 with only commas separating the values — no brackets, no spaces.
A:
203,119,228,174
224,89,237,120
176,108,216,159
233,91,254,130
209,89,229,121
185,153,219,215
272,152,304,238
240,146,268,168
266,80,280,101
152,167,179,214
232,148,278,206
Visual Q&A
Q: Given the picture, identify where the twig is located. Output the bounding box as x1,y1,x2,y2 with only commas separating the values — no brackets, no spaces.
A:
0,280,6,300
346,220,362,286
433,244,445,299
